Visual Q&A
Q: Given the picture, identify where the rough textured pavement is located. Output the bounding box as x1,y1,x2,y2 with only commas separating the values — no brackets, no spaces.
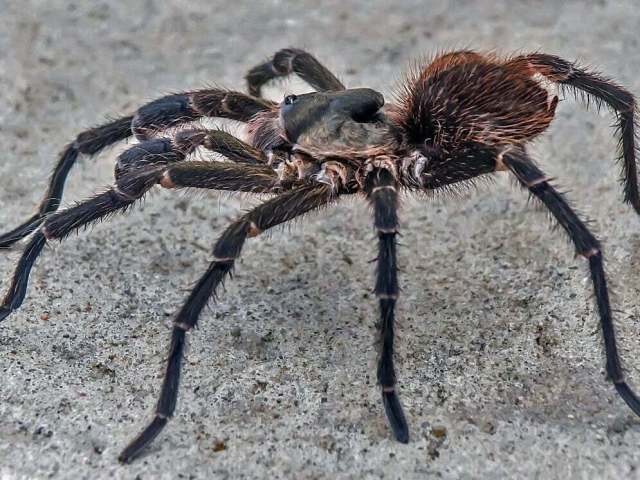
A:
1,1,640,479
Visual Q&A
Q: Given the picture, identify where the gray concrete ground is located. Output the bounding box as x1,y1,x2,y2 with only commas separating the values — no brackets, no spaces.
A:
1,1,640,478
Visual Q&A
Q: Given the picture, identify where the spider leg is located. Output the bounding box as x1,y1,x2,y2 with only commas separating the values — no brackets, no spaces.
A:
0,116,131,248
502,148,640,417
398,143,498,192
115,128,268,182
246,48,345,97
172,128,268,166
118,183,336,463
0,149,279,322
511,54,639,214
131,90,272,141
364,167,409,443
0,90,272,248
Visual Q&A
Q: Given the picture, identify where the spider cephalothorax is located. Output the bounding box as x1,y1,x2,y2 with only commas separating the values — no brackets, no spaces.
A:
1,47,638,463
249,87,402,191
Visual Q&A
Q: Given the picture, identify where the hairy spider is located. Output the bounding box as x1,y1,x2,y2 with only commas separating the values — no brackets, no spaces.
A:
1,48,639,463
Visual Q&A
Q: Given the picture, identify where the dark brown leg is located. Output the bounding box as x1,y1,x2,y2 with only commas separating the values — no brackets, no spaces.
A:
503,147,640,418
0,90,273,248
170,128,268,166
0,117,132,248
118,183,336,463
246,48,345,97
511,53,639,214
114,128,270,182
0,158,278,323
364,167,409,443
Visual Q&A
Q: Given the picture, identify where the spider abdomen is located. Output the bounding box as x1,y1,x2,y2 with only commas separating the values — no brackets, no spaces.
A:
397,54,558,150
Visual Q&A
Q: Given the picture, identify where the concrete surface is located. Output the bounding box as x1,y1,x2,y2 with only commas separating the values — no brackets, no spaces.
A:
1,1,640,478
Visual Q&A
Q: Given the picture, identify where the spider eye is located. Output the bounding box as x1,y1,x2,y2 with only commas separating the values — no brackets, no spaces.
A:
284,94,298,105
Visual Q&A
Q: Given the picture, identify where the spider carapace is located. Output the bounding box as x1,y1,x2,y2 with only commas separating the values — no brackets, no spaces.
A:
0,48,638,463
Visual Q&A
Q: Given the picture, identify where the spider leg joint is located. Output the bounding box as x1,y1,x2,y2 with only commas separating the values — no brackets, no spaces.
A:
159,171,176,189
247,221,262,238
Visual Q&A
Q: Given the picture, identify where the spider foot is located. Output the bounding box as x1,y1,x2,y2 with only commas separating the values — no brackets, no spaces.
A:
118,416,168,464
0,305,12,322
382,388,409,443
615,382,640,417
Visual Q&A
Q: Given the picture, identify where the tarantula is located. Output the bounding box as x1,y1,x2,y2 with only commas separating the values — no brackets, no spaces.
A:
1,48,639,463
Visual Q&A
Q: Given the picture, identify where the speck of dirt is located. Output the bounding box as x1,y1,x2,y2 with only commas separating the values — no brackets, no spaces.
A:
431,425,447,439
